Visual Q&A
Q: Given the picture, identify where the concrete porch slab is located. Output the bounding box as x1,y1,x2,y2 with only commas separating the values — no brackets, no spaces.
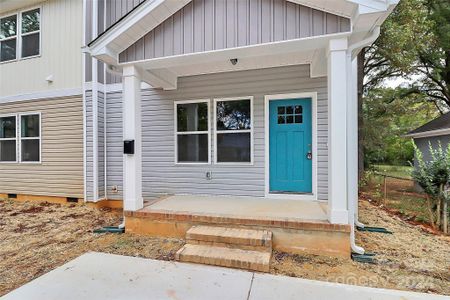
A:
146,195,329,222
2,253,446,300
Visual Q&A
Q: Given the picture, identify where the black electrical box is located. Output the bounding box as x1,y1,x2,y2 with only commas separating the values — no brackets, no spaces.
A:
124,140,135,154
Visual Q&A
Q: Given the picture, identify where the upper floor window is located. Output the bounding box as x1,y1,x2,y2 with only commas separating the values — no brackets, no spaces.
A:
0,8,40,63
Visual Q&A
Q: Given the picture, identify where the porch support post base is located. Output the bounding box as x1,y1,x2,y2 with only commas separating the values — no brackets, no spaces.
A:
122,65,143,212
327,38,350,225
328,209,350,225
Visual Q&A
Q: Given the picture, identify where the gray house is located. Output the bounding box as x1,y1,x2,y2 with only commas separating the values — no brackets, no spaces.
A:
406,112,450,163
1,0,399,271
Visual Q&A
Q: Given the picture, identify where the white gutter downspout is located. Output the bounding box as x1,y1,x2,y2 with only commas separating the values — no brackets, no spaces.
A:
347,26,381,255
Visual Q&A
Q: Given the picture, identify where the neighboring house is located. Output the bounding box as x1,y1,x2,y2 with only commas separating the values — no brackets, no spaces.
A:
406,112,450,164
1,0,398,261
0,0,83,201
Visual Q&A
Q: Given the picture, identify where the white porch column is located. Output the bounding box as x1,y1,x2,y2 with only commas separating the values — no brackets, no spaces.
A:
327,38,350,224
122,65,143,211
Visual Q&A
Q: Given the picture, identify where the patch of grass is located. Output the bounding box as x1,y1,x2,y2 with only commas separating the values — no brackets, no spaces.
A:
373,164,413,179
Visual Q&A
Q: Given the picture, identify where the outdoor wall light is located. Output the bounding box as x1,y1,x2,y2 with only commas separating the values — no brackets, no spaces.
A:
230,58,238,65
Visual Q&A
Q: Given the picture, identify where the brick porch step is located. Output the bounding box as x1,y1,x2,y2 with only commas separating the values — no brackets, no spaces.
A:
176,244,271,272
186,225,272,251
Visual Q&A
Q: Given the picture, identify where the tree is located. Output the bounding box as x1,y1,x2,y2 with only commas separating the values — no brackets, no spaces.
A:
362,88,437,166
359,0,449,175
364,0,450,111
412,143,450,232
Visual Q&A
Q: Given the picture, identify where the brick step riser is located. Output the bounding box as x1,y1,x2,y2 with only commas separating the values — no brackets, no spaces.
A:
178,253,270,273
186,238,272,252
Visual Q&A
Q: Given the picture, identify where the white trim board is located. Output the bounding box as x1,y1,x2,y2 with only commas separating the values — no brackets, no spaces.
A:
264,92,318,201
0,87,83,104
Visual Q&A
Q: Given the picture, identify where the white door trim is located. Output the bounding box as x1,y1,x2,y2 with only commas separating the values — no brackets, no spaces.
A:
264,92,318,201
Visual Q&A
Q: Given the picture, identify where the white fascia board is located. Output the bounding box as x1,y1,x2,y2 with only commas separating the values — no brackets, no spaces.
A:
88,0,191,65
286,0,356,18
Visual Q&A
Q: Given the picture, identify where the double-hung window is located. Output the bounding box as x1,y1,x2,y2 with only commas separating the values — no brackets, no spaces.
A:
0,113,40,163
214,97,253,164
0,115,17,162
20,113,40,162
0,8,40,62
175,100,210,164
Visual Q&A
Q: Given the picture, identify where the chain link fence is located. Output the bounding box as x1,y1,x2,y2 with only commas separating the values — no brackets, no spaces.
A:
360,171,430,223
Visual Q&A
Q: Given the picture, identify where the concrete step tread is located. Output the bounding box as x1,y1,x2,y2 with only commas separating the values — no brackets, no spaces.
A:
176,244,271,272
186,225,272,248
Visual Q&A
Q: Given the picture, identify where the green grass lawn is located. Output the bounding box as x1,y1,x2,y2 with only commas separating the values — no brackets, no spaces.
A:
372,164,413,179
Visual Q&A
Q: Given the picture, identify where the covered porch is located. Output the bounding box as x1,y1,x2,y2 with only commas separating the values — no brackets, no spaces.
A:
86,0,399,257
124,195,351,257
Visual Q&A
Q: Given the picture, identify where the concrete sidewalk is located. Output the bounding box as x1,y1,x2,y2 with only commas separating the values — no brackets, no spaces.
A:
2,252,447,300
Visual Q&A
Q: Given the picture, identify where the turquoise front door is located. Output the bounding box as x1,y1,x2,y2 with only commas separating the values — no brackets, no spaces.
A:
269,98,312,193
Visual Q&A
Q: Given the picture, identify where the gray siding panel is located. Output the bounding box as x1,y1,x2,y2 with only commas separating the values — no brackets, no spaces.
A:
414,135,450,164
119,0,350,63
104,65,329,200
85,92,94,200
98,91,106,199
0,97,84,198
85,91,106,200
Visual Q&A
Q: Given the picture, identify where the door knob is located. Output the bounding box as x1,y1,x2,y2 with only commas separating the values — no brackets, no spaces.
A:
306,151,312,160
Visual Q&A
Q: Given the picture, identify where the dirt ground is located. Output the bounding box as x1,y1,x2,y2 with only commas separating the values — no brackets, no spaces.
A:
1,198,449,297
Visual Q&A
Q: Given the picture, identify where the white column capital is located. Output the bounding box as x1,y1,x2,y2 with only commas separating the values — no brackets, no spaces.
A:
327,38,348,54
122,65,142,79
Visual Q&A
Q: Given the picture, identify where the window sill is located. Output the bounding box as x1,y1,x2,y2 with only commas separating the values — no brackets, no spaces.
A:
0,54,41,65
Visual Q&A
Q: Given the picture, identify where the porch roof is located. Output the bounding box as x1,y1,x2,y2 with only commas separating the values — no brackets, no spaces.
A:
86,0,399,90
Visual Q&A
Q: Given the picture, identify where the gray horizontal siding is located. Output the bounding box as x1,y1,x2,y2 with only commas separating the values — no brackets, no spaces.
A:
103,64,328,200
414,135,450,164
85,90,106,200
119,0,350,62
105,91,124,199
0,97,83,198
85,91,94,200
98,91,106,199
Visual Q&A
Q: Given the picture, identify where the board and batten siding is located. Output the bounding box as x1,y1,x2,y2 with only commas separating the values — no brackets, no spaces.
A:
0,0,83,97
101,64,329,200
119,0,350,62
0,97,84,198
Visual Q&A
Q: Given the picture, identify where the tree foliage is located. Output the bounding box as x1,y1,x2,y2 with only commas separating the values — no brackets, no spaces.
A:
412,142,450,231
362,88,437,166
364,0,450,112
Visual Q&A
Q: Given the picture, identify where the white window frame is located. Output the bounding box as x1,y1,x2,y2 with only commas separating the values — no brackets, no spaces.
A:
213,96,254,165
19,112,41,164
174,99,211,165
0,6,41,64
0,113,18,163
